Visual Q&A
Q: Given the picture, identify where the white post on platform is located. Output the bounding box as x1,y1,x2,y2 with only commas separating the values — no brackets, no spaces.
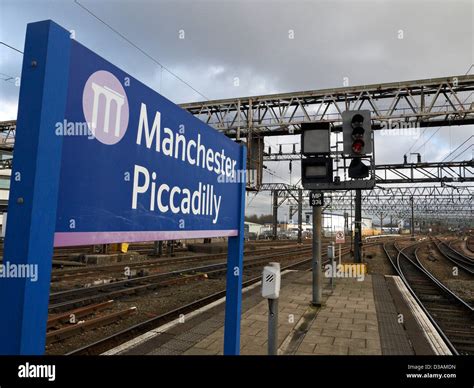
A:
262,262,281,356
328,243,335,289
339,243,342,266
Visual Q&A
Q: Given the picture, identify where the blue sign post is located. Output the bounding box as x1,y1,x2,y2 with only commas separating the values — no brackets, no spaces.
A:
223,145,246,355
0,20,246,355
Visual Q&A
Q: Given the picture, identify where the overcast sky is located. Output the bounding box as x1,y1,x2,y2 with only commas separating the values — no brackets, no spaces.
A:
0,0,472,220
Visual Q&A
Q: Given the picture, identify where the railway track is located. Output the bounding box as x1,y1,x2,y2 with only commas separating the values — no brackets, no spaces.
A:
448,239,474,260
47,303,137,345
383,241,474,355
49,245,316,313
432,238,474,276
50,243,312,282
467,237,474,254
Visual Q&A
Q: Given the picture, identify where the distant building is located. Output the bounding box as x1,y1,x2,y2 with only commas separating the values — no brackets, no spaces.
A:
0,149,11,231
244,221,263,236
286,222,312,233
295,212,373,236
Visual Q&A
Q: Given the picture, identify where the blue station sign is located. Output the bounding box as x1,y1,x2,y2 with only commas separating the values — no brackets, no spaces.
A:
55,38,243,246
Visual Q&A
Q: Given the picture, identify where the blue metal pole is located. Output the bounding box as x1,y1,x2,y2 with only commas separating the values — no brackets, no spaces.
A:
223,144,246,355
0,20,70,354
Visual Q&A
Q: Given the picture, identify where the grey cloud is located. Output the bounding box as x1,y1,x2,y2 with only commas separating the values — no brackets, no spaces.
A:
0,0,472,217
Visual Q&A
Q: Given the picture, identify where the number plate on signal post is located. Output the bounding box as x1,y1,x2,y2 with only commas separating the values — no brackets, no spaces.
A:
309,191,324,207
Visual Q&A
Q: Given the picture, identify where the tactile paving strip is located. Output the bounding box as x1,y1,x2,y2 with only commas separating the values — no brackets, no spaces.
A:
372,274,414,355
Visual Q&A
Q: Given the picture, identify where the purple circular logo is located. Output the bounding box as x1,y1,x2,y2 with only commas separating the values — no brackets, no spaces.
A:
82,70,129,145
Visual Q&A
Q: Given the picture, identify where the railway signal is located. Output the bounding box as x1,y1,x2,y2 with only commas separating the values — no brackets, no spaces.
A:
342,110,372,179
342,110,372,156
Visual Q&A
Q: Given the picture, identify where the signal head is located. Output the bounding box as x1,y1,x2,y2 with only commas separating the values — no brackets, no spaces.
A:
351,138,365,154
351,114,364,129
342,110,372,156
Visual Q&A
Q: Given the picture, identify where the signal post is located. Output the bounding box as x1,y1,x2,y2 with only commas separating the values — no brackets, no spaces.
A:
300,111,375,282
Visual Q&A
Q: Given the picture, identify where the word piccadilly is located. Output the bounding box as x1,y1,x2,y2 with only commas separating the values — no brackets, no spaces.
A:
132,165,222,224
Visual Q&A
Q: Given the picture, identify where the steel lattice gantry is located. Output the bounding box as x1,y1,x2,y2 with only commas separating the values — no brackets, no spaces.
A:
0,120,15,151
259,183,473,221
181,75,474,137
181,75,473,223
1,75,473,144
261,159,474,184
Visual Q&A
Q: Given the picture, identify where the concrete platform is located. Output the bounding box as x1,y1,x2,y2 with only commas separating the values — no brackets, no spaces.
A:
106,268,451,356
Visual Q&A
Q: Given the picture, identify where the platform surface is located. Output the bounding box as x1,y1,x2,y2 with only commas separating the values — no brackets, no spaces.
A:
112,266,437,356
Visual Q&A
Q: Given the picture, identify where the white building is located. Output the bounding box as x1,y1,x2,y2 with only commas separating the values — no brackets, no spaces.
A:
0,150,11,232
244,221,263,236
290,212,373,235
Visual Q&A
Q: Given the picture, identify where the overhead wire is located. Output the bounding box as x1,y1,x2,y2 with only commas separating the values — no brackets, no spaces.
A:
73,0,209,100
